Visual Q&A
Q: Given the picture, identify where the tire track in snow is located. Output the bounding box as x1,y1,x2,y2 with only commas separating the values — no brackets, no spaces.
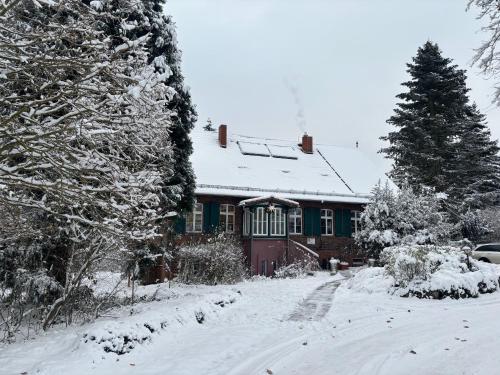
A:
288,278,344,321
227,277,347,375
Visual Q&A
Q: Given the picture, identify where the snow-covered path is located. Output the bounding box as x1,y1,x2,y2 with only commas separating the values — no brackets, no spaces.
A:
2,271,500,375
289,279,343,321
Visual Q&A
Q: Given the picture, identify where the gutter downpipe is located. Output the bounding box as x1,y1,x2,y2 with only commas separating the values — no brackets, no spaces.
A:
250,209,254,275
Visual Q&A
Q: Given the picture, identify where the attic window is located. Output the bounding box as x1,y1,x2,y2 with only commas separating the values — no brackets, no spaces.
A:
267,145,298,160
237,141,270,157
237,141,299,159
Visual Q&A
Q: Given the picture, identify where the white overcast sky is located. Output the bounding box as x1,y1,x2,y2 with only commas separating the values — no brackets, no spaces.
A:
167,0,500,169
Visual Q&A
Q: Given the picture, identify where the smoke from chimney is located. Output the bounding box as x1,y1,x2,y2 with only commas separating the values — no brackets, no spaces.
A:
284,78,307,134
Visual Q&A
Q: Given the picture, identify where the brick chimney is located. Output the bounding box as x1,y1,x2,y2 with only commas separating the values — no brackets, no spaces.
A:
218,124,227,148
301,133,313,154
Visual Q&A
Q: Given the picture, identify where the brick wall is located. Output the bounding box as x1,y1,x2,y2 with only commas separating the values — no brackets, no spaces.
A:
187,194,365,267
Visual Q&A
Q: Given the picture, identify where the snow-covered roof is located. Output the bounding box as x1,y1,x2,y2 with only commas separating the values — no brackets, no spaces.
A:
238,195,300,207
190,128,389,204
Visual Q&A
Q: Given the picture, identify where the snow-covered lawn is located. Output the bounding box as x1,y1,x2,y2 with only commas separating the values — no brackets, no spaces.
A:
2,270,500,375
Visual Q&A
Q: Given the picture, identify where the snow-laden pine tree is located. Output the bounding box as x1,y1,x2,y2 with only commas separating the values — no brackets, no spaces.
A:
394,184,452,245
382,41,500,211
84,0,197,280
355,182,398,257
0,0,178,330
140,0,198,213
204,118,216,131
451,104,500,208
381,41,470,193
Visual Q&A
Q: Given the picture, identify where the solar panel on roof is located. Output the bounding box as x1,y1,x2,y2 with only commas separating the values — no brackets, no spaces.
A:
237,141,270,157
267,144,299,160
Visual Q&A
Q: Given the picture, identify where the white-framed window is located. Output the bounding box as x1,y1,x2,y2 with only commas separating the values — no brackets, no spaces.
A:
220,204,235,232
270,207,286,236
186,202,203,233
252,207,268,236
243,208,251,236
321,209,334,235
351,210,362,236
288,208,302,235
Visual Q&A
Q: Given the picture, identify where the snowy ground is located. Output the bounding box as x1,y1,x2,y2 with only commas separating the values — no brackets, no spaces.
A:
2,270,500,375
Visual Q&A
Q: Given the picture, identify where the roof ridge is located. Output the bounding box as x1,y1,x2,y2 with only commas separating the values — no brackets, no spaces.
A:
231,133,298,144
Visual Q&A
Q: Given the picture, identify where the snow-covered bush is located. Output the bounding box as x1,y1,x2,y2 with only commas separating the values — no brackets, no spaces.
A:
355,182,452,257
177,233,247,285
381,245,500,298
479,207,500,243
459,209,491,243
341,267,394,294
274,259,317,279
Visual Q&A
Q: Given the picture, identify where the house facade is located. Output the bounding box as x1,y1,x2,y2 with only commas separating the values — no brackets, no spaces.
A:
175,125,388,276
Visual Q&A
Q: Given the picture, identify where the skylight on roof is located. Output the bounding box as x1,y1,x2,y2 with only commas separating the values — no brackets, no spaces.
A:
267,145,299,160
237,141,270,157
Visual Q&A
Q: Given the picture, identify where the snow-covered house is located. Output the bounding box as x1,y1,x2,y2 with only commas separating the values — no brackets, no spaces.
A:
177,125,388,275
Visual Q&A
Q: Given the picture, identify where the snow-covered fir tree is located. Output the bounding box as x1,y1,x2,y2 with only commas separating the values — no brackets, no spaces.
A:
451,104,500,208
142,0,198,214
381,41,470,194
381,41,500,212
354,182,398,257
203,118,216,131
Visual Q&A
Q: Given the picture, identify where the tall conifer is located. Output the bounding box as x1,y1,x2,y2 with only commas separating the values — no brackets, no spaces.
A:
381,41,469,192
381,41,500,209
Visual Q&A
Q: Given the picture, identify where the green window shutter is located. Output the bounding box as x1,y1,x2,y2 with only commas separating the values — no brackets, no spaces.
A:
203,202,220,233
312,208,321,236
343,209,352,237
210,202,220,232
304,207,313,236
174,216,186,234
335,209,343,236
304,207,321,236
203,202,211,233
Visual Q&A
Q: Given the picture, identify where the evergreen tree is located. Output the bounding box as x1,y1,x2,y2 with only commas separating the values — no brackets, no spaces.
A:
355,181,398,258
143,0,197,213
81,0,198,283
381,41,469,193
93,0,197,214
451,104,500,208
203,118,215,131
